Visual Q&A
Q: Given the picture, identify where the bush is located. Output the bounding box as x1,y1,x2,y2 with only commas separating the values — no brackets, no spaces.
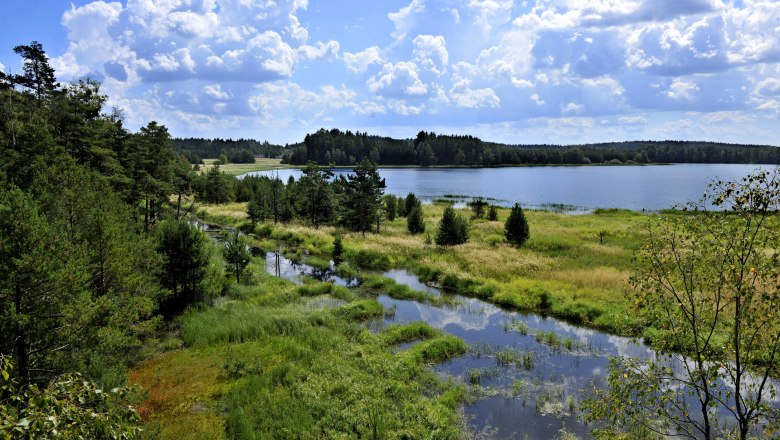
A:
435,206,469,246
407,203,425,234
504,203,530,247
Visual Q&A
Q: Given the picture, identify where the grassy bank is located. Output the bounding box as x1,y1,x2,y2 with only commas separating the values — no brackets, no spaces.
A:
130,271,467,439
198,203,652,336
200,158,295,176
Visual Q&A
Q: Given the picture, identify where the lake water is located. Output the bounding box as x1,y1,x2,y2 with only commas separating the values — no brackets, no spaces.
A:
242,164,776,211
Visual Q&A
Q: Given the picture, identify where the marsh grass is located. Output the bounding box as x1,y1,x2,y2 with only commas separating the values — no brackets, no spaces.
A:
132,272,468,439
197,202,655,336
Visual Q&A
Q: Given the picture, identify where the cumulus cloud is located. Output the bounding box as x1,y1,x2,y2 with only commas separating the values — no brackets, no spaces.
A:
412,35,449,75
343,47,383,73
449,74,500,108
20,0,776,143
367,62,429,97
666,78,699,100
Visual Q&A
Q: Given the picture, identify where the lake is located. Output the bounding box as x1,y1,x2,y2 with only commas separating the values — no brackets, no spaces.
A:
241,164,776,211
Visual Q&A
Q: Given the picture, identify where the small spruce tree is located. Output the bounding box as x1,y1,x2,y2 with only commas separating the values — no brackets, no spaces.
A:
488,205,498,221
407,203,425,234
504,203,530,247
403,193,419,217
469,197,487,219
435,206,469,246
332,235,344,263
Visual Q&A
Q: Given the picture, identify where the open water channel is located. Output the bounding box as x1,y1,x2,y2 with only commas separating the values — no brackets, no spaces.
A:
262,250,659,438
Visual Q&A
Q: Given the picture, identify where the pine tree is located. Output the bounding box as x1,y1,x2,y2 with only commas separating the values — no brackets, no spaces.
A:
298,161,333,228
488,205,498,221
407,203,425,234
246,195,267,231
339,159,385,234
469,197,487,219
223,231,250,284
13,41,58,105
435,206,469,246
403,193,419,217
504,203,530,247
156,220,211,316
332,235,344,263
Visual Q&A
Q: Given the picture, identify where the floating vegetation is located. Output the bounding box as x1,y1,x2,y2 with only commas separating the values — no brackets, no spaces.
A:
502,318,530,335
534,331,578,351
467,341,496,358
466,367,500,385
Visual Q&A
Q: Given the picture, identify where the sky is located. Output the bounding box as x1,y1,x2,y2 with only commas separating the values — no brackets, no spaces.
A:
1,0,779,145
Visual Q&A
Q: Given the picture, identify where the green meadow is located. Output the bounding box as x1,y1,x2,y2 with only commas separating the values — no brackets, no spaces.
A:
197,202,651,336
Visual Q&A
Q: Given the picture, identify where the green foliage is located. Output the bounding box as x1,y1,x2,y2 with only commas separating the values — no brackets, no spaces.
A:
337,159,386,234
298,161,334,228
504,203,530,247
0,188,87,384
283,128,780,166
435,206,469,246
403,193,419,217
0,355,141,439
468,197,487,219
223,231,251,284
200,164,234,204
332,234,344,263
155,220,212,317
487,205,498,221
585,169,780,440
382,194,397,221
406,203,426,234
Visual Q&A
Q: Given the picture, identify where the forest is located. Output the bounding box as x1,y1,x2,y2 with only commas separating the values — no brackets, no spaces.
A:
173,130,779,168
282,128,780,166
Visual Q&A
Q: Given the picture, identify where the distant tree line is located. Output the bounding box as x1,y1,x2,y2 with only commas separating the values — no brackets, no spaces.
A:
281,128,780,166
173,137,284,164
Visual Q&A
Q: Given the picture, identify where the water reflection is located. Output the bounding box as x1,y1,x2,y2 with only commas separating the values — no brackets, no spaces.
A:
263,252,778,438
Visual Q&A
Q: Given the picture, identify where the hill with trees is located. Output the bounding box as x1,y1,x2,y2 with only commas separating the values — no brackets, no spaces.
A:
281,128,780,166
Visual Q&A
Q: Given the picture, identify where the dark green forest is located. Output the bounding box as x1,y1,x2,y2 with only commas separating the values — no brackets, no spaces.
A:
0,42,224,437
282,128,780,166
175,127,780,167
172,137,284,164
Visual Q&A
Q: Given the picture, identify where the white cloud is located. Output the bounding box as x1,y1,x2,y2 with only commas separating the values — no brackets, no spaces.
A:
298,40,340,61
203,84,231,100
343,46,382,73
467,0,514,37
449,74,499,108
388,0,426,40
367,62,428,97
412,35,449,75
666,78,699,100
618,115,647,125
530,93,545,105
388,99,425,115
562,102,584,114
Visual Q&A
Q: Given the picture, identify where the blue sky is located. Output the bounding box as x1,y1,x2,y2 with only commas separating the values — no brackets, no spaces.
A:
1,0,779,145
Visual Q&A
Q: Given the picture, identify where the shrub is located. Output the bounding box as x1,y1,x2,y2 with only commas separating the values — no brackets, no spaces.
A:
504,203,530,247
435,206,469,246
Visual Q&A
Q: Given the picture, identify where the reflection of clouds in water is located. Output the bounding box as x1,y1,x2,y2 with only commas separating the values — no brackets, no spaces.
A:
606,335,652,359
417,301,501,331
